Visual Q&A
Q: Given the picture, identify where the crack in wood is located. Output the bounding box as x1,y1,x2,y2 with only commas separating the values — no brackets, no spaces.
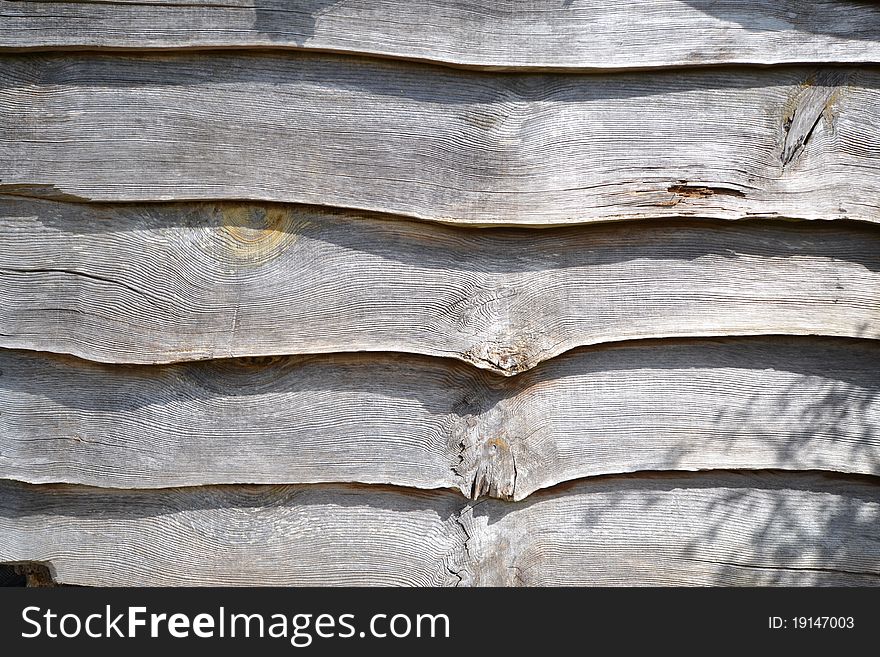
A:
667,183,746,199
0,266,157,304
0,183,91,203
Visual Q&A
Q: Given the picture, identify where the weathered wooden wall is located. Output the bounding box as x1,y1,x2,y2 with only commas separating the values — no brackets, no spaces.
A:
1,1,878,586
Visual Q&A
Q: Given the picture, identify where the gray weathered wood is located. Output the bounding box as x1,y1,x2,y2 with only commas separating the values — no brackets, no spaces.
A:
1,473,877,585
2,1,880,71
459,472,880,586
2,338,878,500
2,197,879,373
2,54,879,225
0,480,466,586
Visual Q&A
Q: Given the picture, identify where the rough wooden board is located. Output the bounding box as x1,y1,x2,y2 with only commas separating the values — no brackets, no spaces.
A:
0,348,483,494
2,198,879,373
1,54,879,225
2,338,878,500
460,472,880,586
1,473,877,586
2,1,880,71
0,480,467,586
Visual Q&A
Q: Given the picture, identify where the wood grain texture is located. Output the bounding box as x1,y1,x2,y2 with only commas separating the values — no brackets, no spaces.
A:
2,197,879,372
1,473,877,586
2,54,879,225
2,1,880,71
0,479,467,586
2,338,878,500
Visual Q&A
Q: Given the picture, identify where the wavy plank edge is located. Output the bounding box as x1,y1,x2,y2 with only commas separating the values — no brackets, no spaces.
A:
1,337,879,500
1,470,878,586
3,0,880,73
2,196,879,375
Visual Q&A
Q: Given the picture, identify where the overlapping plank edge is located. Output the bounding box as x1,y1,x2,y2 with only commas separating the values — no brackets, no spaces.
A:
1,472,878,586
2,1,880,72
2,197,879,373
1,336,878,500
2,54,880,225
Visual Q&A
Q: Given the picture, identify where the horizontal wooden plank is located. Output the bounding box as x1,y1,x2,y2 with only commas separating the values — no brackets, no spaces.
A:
1,54,879,224
0,480,466,586
2,1,880,71
2,338,878,500
1,473,877,585
465,472,880,586
2,197,879,372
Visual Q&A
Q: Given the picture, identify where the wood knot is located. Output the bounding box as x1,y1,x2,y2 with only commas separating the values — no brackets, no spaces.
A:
207,204,307,266
470,435,517,500
464,342,533,376
780,70,848,168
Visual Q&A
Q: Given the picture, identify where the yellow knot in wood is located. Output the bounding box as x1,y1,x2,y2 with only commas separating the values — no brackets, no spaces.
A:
214,204,304,266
